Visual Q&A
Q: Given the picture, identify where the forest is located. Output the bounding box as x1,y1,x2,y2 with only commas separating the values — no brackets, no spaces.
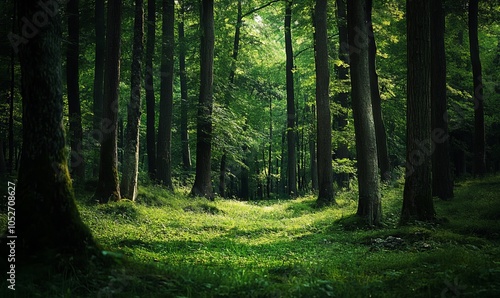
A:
0,0,499,296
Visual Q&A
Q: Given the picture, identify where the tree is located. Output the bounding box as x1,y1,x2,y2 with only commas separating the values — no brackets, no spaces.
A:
67,0,85,180
157,0,175,189
121,0,144,201
348,0,381,226
401,0,435,222
191,0,215,199
93,0,105,134
367,0,391,181
431,0,454,200
179,0,192,171
94,0,123,203
145,0,157,179
314,0,334,206
285,0,297,196
15,0,96,256
468,0,486,176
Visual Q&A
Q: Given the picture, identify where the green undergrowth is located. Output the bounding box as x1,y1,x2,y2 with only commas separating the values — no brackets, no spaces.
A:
1,176,500,297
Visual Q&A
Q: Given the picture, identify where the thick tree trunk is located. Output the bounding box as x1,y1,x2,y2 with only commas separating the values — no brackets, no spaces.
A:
315,0,334,206
93,0,105,133
179,0,192,171
121,0,144,201
191,0,215,199
145,0,156,179
285,0,297,196
157,0,175,190
402,0,435,222
15,0,96,257
348,0,381,226
431,0,454,200
468,0,486,177
67,0,85,181
94,0,122,203
367,0,391,181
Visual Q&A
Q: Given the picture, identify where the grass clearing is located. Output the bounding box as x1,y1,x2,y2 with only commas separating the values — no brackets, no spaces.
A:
1,175,500,297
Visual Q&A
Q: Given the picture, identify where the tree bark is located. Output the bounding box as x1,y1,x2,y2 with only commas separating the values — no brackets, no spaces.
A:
315,0,334,206
121,0,144,201
67,0,85,181
285,0,297,196
468,0,486,177
157,0,175,190
191,0,215,199
367,0,391,181
15,0,96,257
94,0,122,203
402,0,435,222
8,1,16,174
348,0,381,226
93,0,105,134
179,0,192,171
431,0,454,200
145,0,157,179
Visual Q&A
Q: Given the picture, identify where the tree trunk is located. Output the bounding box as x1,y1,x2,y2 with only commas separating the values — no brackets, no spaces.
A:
348,0,381,226
121,0,144,201
219,152,227,197
285,0,296,196
93,0,105,134
431,0,454,200
468,0,486,177
67,0,85,181
157,0,175,190
179,0,192,171
0,140,6,175
8,2,16,174
310,105,318,191
402,0,435,222
367,0,391,181
315,0,334,206
15,0,96,257
191,0,215,199
145,0,157,179
94,0,122,203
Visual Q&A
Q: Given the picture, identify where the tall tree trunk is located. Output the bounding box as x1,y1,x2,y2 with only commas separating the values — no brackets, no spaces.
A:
121,0,144,201
402,0,435,222
179,0,192,171
191,0,215,199
145,0,157,179
15,0,96,257
93,0,105,134
67,0,85,181
94,0,122,203
157,0,175,190
348,0,381,226
315,0,334,206
229,0,242,85
367,0,391,181
267,96,273,198
8,1,16,174
285,0,297,196
468,0,486,177
431,0,454,200
310,105,318,191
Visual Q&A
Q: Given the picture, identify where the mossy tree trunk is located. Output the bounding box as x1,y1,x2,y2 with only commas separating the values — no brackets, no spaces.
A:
121,0,144,201
348,0,382,226
145,0,157,180
94,0,122,203
15,0,96,257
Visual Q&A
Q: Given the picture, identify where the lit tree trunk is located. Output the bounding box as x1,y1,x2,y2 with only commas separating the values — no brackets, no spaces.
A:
121,0,144,201
367,0,391,181
157,0,175,190
93,0,105,134
67,0,85,181
431,0,454,200
315,0,334,206
94,0,122,203
348,0,381,225
468,0,486,177
191,0,215,199
145,0,157,179
402,0,435,222
285,0,297,196
179,0,192,171
15,0,96,256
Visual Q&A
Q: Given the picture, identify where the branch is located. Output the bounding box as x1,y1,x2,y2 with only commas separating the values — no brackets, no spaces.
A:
241,0,282,19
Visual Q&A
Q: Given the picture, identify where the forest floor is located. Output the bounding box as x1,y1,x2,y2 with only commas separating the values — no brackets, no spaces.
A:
1,174,500,297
